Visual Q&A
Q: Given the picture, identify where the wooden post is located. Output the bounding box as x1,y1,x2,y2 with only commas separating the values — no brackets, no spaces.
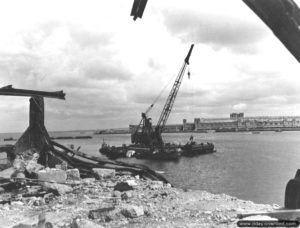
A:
14,96,52,166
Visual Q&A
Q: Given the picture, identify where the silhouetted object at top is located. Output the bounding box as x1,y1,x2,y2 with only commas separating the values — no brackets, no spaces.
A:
0,85,65,99
131,0,148,21
243,0,300,62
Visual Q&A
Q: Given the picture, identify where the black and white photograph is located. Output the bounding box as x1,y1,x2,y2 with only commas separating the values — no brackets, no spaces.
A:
0,0,300,227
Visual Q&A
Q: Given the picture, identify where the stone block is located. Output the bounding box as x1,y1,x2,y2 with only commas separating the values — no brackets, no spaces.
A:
71,218,104,228
66,169,80,180
121,205,144,218
88,206,115,220
0,152,7,165
26,160,44,174
38,168,67,183
0,167,16,179
121,191,133,200
43,182,73,195
92,168,115,180
15,172,25,179
13,158,25,172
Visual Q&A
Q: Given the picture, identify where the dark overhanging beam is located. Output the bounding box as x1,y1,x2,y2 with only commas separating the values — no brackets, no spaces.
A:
131,0,148,21
0,85,65,100
243,0,300,63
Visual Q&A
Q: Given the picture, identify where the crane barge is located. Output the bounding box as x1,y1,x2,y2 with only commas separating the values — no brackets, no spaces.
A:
100,44,215,160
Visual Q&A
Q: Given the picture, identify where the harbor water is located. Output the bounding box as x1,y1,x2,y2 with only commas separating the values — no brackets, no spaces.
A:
1,130,300,205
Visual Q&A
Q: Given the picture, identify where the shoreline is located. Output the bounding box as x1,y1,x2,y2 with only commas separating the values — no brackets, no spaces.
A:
0,172,278,228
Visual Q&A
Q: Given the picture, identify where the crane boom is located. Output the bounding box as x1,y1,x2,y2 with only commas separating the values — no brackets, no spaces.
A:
156,44,194,133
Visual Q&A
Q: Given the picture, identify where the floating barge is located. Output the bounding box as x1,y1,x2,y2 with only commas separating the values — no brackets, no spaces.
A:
99,141,215,160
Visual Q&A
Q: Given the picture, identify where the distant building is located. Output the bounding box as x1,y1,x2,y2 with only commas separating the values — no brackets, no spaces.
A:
230,113,244,120
128,113,300,133
183,119,195,131
194,118,238,131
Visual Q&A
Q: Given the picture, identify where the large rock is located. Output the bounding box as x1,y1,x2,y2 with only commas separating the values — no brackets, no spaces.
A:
121,205,144,218
0,152,8,166
149,180,164,190
121,191,133,200
66,169,80,181
12,213,47,228
15,172,25,179
88,206,115,220
0,167,16,179
12,158,25,172
92,168,115,180
82,178,95,184
71,218,104,228
38,168,67,183
26,160,44,174
114,182,134,192
43,182,73,195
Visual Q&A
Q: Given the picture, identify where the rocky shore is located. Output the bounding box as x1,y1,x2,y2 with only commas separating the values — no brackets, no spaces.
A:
0,167,277,228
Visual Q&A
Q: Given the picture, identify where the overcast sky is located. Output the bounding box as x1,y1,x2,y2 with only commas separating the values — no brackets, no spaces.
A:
0,0,300,133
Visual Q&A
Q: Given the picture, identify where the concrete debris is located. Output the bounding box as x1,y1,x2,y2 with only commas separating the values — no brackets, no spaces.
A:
71,218,104,228
43,182,73,195
92,168,115,180
88,206,116,220
37,168,67,183
25,160,44,174
66,168,81,181
15,172,25,179
149,180,164,190
0,144,276,228
12,158,25,172
82,178,96,184
121,190,133,200
0,167,16,179
121,205,144,218
126,179,138,187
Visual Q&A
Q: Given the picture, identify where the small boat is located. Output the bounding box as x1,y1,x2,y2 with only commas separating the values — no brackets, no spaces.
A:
251,131,260,134
275,129,282,132
181,142,215,156
99,143,128,159
3,137,14,141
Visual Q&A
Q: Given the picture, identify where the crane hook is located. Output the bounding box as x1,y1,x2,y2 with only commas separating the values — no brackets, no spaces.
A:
188,69,191,79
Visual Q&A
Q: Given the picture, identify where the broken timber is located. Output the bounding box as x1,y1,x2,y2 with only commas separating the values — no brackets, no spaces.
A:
0,85,65,99
51,140,168,182
0,85,168,183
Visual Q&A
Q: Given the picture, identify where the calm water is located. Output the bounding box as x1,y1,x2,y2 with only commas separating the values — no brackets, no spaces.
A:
1,130,300,205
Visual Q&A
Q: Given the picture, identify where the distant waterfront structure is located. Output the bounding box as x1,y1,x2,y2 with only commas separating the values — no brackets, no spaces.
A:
128,112,300,133
193,113,300,132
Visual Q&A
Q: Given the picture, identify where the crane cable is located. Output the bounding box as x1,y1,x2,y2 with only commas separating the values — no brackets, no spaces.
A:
144,72,178,114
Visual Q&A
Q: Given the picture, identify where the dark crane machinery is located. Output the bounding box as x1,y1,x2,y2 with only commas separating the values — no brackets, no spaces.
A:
131,44,194,148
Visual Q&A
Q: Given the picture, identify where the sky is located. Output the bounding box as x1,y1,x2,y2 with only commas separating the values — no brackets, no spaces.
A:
0,0,300,133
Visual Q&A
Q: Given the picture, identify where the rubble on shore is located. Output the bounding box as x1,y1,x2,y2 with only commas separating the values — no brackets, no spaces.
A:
0,157,275,228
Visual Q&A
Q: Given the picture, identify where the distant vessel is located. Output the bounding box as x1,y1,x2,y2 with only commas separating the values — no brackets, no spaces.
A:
3,137,14,141
275,129,283,132
251,131,261,134
181,142,215,156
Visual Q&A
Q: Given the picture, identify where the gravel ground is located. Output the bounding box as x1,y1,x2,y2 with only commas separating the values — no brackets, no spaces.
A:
0,173,277,228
